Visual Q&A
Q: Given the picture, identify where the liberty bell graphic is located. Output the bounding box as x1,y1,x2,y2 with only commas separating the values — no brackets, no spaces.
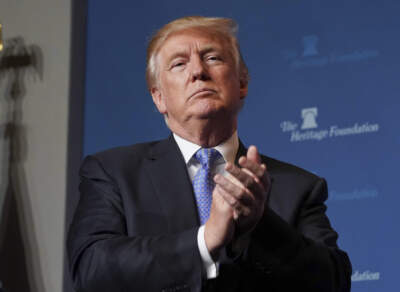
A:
301,107,318,129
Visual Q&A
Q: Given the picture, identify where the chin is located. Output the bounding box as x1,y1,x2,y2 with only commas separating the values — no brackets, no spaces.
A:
193,98,222,114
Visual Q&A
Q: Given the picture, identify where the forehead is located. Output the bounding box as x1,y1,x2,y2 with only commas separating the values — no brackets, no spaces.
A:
158,28,230,59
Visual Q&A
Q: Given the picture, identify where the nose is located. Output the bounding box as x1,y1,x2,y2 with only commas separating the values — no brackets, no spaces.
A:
189,56,209,81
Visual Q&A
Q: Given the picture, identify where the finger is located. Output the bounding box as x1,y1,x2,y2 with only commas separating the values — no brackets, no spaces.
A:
240,170,267,200
252,163,270,189
215,185,251,216
239,156,266,180
237,161,270,201
223,163,267,201
214,174,254,207
247,145,261,164
225,162,253,188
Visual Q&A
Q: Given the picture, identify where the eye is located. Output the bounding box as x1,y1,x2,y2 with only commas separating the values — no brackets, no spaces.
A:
173,62,184,67
205,54,222,63
169,59,187,71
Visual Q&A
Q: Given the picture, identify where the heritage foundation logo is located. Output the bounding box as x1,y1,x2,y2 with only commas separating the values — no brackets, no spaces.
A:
352,270,380,282
281,34,380,69
328,187,379,201
280,107,380,142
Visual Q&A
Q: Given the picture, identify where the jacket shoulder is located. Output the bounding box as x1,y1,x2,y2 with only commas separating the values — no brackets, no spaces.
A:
80,139,164,176
92,140,159,160
261,154,322,184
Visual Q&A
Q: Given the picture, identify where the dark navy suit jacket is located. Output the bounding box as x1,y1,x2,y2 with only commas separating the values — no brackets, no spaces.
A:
67,135,351,292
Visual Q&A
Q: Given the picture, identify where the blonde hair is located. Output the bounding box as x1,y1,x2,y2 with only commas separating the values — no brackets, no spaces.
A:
146,16,249,91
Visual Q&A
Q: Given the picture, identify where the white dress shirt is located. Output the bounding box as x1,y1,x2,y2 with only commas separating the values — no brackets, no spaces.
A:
173,132,239,279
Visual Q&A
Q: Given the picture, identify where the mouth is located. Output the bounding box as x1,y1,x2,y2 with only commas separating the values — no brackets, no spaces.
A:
189,88,217,99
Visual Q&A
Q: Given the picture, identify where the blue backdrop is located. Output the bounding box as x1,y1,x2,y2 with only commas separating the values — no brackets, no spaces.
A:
83,1,400,290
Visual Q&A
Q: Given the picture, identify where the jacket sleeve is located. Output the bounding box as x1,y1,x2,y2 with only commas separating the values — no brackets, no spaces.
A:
238,178,352,292
67,156,203,292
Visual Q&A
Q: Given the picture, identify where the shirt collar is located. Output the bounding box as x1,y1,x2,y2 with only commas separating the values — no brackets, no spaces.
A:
173,131,239,164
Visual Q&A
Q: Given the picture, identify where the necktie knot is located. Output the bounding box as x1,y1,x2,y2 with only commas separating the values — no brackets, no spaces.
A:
194,148,220,169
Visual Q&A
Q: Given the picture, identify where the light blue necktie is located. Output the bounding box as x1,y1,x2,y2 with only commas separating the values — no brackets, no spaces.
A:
192,148,221,225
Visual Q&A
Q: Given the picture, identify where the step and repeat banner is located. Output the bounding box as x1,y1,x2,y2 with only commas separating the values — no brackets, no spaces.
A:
83,1,400,291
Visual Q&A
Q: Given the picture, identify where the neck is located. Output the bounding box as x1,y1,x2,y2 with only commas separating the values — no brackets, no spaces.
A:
169,117,237,147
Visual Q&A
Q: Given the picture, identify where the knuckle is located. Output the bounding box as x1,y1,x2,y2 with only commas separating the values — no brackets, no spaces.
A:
237,187,247,198
229,196,237,205
236,191,244,200
233,166,241,175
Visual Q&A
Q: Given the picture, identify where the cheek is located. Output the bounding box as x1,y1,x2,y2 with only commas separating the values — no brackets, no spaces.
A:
220,72,241,92
159,78,185,110
218,65,240,82
161,75,183,95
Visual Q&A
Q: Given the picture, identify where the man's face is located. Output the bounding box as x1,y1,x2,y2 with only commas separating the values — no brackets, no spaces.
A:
151,29,247,132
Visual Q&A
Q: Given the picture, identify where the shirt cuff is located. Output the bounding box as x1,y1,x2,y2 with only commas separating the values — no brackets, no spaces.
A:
197,225,219,279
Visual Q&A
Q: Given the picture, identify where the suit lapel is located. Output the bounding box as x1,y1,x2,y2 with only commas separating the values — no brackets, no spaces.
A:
145,135,200,233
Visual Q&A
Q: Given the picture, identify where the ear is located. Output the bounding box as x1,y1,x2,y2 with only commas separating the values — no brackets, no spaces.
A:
239,79,248,100
151,87,167,114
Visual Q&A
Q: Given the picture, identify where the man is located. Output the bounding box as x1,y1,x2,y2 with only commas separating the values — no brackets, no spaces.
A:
67,16,351,292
